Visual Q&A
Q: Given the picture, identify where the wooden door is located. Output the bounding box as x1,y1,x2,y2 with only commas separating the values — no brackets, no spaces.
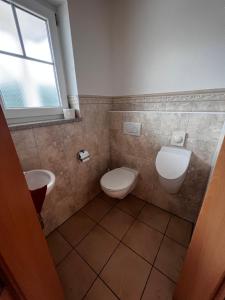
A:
0,291,13,300
0,106,64,300
174,137,225,300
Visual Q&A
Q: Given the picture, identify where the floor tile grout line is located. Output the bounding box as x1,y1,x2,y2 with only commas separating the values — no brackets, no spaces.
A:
133,203,190,248
81,197,119,225
96,217,161,267
96,277,121,300
98,210,138,275
97,222,127,242
119,240,154,265
57,220,97,251
92,210,140,299
55,231,97,274
47,204,94,238
56,197,187,277
47,192,115,238
79,207,126,300
153,266,177,285
136,217,168,234
164,233,189,249
53,193,192,244
56,217,121,299
140,266,153,300
81,275,120,300
135,215,189,248
52,194,188,298
55,247,74,268
115,201,146,218
82,204,189,250
55,196,124,299
153,214,173,267
56,225,175,298
47,193,193,239
137,199,194,227
66,198,120,250
140,214,173,299
81,242,122,300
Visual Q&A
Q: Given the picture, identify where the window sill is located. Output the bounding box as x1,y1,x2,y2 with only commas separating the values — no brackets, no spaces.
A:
9,117,82,131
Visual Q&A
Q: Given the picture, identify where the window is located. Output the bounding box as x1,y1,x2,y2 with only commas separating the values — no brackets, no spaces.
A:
0,0,67,123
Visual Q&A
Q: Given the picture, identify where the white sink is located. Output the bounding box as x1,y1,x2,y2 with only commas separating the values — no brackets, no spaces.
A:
24,169,56,195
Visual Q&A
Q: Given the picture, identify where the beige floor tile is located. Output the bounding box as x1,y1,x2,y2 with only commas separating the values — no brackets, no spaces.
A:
142,268,176,300
100,208,134,239
58,211,96,246
47,231,72,265
116,194,145,217
166,216,193,247
100,244,151,300
76,226,119,273
57,251,96,300
155,237,186,282
84,279,117,300
138,204,171,233
123,220,163,263
82,197,113,222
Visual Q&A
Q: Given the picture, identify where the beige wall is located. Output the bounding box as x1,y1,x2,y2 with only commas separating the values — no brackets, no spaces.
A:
10,97,112,234
10,91,225,231
110,91,225,222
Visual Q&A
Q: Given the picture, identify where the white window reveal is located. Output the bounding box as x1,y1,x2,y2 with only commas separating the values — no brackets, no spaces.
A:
0,0,67,124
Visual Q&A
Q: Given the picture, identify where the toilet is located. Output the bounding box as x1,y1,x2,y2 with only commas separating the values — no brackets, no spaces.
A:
155,146,192,194
100,167,139,199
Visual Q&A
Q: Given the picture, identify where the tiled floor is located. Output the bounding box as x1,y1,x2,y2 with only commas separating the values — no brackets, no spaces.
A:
47,193,193,300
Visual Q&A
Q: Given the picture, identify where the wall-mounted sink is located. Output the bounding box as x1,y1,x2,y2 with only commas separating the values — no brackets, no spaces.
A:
24,169,56,196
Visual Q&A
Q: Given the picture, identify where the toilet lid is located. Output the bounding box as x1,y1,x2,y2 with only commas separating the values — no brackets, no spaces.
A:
100,168,137,191
156,147,191,180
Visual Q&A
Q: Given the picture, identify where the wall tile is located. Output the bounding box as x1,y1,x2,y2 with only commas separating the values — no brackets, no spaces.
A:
10,91,225,232
187,113,225,141
11,98,112,235
192,100,225,112
109,96,225,222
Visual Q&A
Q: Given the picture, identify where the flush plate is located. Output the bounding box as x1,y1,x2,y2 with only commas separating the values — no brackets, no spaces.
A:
123,122,142,136
171,131,186,147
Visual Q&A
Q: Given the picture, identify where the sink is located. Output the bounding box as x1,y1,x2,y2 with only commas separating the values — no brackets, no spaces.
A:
24,169,56,196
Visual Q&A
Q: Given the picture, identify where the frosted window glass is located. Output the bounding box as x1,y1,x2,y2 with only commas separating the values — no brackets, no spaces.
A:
0,1,22,54
16,8,52,62
0,54,60,108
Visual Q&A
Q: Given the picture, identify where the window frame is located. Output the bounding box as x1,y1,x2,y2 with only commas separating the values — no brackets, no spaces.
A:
0,0,68,124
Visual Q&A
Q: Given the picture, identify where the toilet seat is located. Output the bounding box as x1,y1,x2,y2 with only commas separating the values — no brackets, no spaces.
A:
100,167,138,192
156,146,191,180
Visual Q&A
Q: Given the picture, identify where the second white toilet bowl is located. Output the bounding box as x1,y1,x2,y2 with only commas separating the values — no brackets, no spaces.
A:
100,167,138,199
156,146,192,194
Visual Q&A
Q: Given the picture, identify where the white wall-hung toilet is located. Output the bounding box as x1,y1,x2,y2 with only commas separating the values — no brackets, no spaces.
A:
100,167,139,199
155,146,192,194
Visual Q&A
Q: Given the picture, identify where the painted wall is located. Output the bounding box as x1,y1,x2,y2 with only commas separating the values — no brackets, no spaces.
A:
11,97,112,234
67,0,113,96
66,0,225,96
111,0,225,95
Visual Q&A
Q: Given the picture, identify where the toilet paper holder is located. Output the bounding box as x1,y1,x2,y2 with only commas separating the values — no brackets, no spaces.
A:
77,150,90,162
